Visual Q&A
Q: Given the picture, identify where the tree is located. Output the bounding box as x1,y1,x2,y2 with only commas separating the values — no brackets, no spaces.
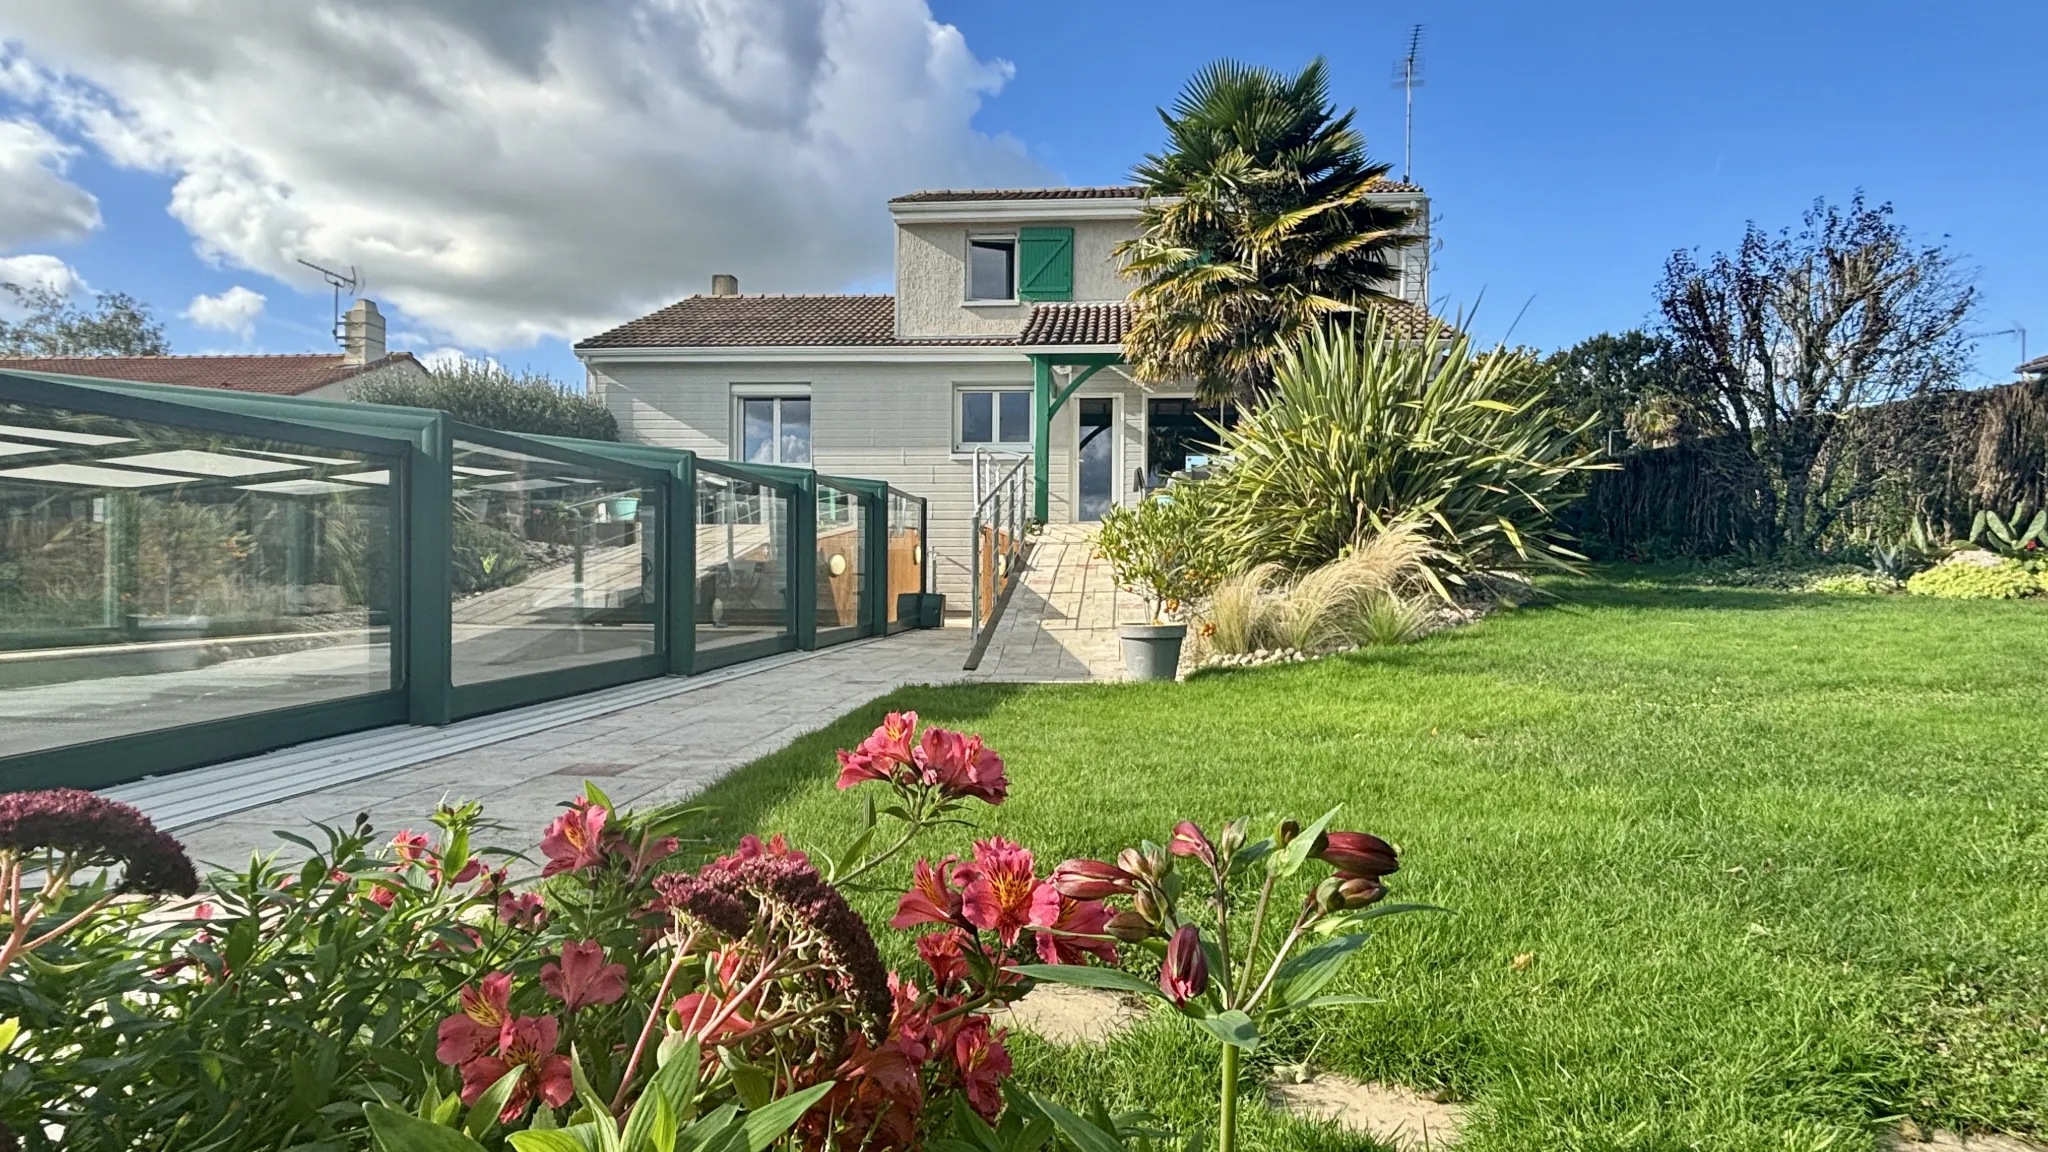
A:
353,357,618,441
1117,58,1420,405
0,284,170,357
1656,195,1975,552
1542,330,1691,452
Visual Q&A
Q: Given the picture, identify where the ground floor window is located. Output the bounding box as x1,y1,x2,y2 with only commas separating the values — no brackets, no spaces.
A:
1145,397,1228,488
956,388,1031,452
740,396,810,466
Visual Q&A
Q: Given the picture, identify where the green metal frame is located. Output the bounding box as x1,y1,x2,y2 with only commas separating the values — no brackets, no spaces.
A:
1028,352,1122,523
0,370,935,793
883,486,928,636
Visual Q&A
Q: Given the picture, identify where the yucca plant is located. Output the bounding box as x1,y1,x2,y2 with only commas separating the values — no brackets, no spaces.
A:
1196,313,1612,584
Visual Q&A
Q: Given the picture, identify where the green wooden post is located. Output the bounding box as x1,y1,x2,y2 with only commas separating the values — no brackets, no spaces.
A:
863,484,889,637
1032,355,1053,523
791,474,818,650
668,456,697,676
406,417,455,725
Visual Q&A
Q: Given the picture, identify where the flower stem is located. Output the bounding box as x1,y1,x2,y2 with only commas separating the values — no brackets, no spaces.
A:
1218,1041,1241,1152
831,820,922,888
612,942,691,1115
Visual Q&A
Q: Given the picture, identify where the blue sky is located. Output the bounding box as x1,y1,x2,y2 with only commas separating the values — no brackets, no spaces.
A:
4,0,2043,387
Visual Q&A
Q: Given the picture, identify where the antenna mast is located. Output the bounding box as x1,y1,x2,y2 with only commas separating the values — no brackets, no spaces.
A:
296,258,361,349
1392,24,1425,184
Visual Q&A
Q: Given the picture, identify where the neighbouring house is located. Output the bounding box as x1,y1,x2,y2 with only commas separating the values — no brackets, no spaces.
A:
576,184,1435,600
2018,352,2047,383
0,300,429,399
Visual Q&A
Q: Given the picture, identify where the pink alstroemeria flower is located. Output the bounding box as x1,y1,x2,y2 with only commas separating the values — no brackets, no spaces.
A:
890,856,963,930
460,1015,574,1121
959,837,1037,945
539,798,612,877
1160,923,1209,1006
949,1015,1013,1122
1049,858,1137,900
435,972,513,1066
540,939,627,1011
1026,884,1117,965
916,929,970,989
917,728,1009,805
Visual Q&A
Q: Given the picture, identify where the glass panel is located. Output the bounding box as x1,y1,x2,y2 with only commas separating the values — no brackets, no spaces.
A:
998,391,1031,443
1078,397,1114,522
449,439,656,686
695,469,789,654
968,239,1015,300
742,398,775,464
815,484,865,634
959,391,993,445
886,491,923,628
778,399,812,466
0,402,397,757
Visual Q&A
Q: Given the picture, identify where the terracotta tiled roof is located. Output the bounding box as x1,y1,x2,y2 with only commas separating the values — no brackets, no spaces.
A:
1019,298,1440,347
578,295,900,349
1020,302,1129,346
890,180,1424,204
0,352,421,395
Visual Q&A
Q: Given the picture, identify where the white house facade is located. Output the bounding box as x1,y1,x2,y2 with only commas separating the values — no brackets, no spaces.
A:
576,185,1433,602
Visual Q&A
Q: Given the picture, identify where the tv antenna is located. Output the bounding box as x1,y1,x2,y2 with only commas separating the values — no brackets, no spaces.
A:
1391,24,1425,184
1973,324,2028,370
297,258,361,349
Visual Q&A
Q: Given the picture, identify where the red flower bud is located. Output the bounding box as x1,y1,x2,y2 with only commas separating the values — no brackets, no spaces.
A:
1168,821,1216,866
1050,858,1137,900
1314,831,1399,880
1104,910,1156,943
1160,924,1209,1005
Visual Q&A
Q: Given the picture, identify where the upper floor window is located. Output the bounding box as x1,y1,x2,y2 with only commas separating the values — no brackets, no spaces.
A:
740,396,811,465
967,236,1016,302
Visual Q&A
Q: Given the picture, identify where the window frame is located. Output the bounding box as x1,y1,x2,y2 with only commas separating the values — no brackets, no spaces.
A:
954,386,1033,453
964,233,1019,303
735,394,813,467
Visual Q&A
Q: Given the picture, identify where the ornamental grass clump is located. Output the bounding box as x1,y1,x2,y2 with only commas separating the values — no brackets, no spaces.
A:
1199,520,1441,656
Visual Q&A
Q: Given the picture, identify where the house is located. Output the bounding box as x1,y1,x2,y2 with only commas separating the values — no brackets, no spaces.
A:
0,300,429,399
575,184,1434,600
2018,353,2047,383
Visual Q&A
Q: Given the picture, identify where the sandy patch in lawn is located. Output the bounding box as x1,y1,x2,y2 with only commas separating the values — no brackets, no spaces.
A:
991,984,1144,1045
1884,1126,2048,1152
1267,1072,1465,1148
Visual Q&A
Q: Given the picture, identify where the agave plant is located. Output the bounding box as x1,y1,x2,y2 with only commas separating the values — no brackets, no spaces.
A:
1969,503,2047,557
1195,313,1612,584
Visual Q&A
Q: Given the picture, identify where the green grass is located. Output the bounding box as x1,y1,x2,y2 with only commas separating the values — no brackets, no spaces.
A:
684,579,2048,1151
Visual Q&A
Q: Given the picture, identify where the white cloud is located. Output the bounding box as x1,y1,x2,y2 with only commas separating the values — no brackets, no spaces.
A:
183,284,266,339
0,1,1045,349
0,116,101,249
0,253,89,322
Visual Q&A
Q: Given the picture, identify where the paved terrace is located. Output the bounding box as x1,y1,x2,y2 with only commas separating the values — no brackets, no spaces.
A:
115,525,1146,864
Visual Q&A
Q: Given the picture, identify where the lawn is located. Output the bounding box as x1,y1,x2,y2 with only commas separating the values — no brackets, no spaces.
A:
685,578,2048,1151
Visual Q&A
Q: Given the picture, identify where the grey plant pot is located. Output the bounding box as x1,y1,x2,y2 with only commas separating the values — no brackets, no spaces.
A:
1118,623,1186,682
130,615,210,672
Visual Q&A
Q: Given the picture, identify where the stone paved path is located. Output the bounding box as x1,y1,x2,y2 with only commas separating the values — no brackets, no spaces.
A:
171,523,1140,865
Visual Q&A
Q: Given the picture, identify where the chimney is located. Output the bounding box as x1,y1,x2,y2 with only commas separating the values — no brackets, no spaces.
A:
342,298,386,366
710,274,739,297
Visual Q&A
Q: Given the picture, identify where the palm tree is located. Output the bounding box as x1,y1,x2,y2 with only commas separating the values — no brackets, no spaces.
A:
1117,58,1421,405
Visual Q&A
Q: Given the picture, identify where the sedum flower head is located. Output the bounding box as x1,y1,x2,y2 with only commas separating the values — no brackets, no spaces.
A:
0,788,197,896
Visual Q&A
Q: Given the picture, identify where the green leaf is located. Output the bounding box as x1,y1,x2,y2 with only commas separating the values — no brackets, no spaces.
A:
1227,837,1275,875
584,782,617,812
1196,1010,1260,1050
0,1018,19,1054
619,1081,674,1152
651,1034,702,1124
1272,993,1382,1014
739,1081,835,1152
1005,963,1166,1003
362,1103,491,1152
569,1046,623,1152
1028,1096,1126,1152
1268,807,1339,880
510,1131,600,1152
1274,934,1368,1008
1311,902,1450,937
677,1103,742,1152
466,1066,527,1139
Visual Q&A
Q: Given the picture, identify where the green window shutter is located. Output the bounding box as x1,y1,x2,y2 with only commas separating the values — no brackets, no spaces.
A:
1017,227,1074,301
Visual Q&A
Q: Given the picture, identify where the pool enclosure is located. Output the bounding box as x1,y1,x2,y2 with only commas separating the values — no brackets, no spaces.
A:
0,369,931,791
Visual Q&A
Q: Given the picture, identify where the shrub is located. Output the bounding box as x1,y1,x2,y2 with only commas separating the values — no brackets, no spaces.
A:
1198,313,1610,585
1905,559,2039,600
356,359,619,441
1094,485,1224,622
1807,573,1897,595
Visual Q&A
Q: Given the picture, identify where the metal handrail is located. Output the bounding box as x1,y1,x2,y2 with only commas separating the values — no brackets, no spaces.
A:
968,448,1032,649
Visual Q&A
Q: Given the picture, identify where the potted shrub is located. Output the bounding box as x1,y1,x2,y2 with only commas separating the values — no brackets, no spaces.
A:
1094,486,1220,680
